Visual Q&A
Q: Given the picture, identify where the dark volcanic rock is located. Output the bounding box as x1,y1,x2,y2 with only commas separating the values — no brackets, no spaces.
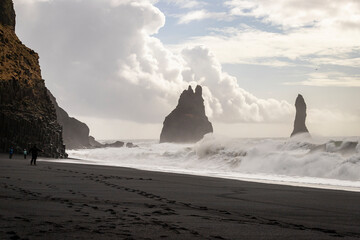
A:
89,136,102,148
0,1,66,157
291,94,310,137
126,142,138,148
47,90,97,149
48,90,126,149
0,0,15,30
160,85,213,143
104,141,124,148
48,91,124,149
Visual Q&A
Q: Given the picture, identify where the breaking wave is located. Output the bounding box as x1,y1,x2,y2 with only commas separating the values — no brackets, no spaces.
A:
59,134,360,191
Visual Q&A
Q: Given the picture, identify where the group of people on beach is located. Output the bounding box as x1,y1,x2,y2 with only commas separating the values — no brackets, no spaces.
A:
9,145,42,166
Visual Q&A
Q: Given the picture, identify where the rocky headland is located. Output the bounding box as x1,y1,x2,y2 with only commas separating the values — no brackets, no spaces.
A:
160,85,213,143
48,90,137,149
47,90,99,149
291,94,310,137
0,0,66,157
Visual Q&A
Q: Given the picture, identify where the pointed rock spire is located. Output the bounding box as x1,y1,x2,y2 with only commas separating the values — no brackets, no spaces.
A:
291,94,310,137
160,85,213,143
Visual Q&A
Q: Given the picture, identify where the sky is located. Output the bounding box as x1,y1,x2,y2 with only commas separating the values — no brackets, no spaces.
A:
13,0,360,139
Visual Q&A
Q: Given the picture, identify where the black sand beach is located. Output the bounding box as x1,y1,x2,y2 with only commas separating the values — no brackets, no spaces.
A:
1,154,360,240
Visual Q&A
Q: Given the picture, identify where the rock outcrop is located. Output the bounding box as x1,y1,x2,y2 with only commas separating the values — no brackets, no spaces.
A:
125,142,138,148
47,91,130,149
47,90,102,149
291,94,310,137
89,136,103,148
160,85,213,143
104,141,125,148
0,0,15,30
48,90,136,149
0,0,66,157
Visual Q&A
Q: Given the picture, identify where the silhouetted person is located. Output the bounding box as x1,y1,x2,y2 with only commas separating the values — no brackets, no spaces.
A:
9,147,14,159
29,145,42,166
23,149,27,159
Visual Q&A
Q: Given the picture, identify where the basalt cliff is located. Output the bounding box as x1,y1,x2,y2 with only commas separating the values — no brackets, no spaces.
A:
0,0,66,157
160,85,213,143
291,94,310,137
47,90,102,149
0,0,15,31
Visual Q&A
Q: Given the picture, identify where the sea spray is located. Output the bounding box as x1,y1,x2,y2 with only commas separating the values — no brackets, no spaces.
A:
60,135,360,190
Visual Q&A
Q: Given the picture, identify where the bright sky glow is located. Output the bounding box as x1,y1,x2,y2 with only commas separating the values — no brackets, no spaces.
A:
13,0,360,139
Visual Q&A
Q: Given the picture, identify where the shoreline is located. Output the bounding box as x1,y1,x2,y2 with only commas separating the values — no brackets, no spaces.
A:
1,154,360,239
49,155,360,193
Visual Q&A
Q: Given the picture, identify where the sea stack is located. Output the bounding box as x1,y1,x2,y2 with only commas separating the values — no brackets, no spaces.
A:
0,0,66,157
160,85,213,143
291,94,309,137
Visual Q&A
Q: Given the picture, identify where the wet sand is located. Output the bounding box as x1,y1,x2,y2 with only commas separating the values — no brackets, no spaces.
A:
1,154,360,240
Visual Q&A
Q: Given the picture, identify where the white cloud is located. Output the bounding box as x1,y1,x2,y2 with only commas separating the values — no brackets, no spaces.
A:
225,0,360,30
284,72,360,87
180,46,294,122
177,10,232,24
310,57,360,68
162,0,206,9
168,0,360,71
14,0,295,126
171,24,360,68
13,0,360,139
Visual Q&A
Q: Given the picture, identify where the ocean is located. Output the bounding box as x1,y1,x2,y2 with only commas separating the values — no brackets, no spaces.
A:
53,134,360,192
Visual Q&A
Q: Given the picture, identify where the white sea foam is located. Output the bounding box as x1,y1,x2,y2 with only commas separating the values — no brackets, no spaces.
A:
53,134,360,192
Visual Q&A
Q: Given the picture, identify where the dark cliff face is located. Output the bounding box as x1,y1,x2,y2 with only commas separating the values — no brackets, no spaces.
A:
291,94,310,137
48,90,127,149
0,1,66,157
0,0,15,30
47,90,95,149
160,85,213,143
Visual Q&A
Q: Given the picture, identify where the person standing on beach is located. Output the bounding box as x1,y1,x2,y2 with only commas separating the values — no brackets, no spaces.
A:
29,145,42,166
9,147,14,159
23,149,27,159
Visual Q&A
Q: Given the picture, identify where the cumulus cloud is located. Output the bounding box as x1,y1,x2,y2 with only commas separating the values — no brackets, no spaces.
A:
180,46,293,122
13,0,296,126
15,0,177,122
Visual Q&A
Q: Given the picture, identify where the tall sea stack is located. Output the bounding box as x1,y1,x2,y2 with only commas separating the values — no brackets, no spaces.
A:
0,0,66,157
160,85,213,143
291,94,309,137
